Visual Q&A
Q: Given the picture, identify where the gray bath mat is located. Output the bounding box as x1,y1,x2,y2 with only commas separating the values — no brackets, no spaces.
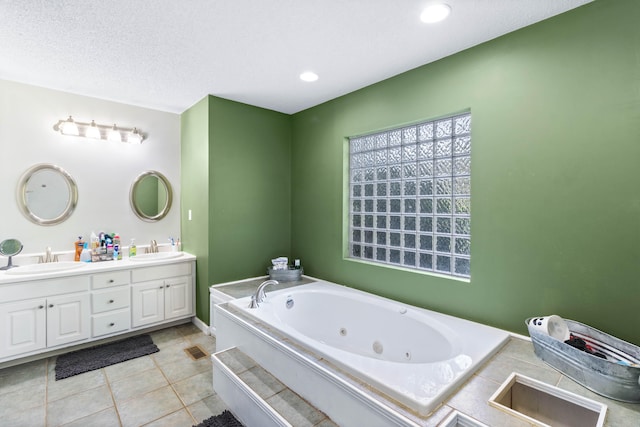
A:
55,334,159,380
193,410,244,427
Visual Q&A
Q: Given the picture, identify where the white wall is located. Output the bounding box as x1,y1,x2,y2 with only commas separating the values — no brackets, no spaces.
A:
0,79,181,259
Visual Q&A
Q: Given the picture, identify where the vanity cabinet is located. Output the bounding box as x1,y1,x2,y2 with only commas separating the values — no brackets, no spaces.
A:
131,263,193,328
0,292,90,358
0,255,196,365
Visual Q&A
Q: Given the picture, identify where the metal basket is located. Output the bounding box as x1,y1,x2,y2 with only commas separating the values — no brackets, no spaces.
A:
267,266,303,282
526,317,640,402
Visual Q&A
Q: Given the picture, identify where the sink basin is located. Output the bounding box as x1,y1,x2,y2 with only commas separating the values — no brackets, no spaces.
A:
5,261,88,275
129,251,183,262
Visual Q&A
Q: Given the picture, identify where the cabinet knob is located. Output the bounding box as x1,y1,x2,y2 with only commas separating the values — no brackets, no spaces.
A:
108,299,114,303
159,285,164,289
166,284,170,288
109,323,115,327
38,305,44,309
108,279,114,283
48,304,54,308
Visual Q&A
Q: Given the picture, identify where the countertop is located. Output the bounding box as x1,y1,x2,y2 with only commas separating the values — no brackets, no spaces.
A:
0,251,196,285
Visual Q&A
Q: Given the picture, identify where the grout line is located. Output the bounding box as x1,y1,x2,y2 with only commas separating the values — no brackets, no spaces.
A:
103,366,124,426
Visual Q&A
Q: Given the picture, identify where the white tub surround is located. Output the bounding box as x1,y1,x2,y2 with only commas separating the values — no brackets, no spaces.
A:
215,280,510,426
0,253,196,367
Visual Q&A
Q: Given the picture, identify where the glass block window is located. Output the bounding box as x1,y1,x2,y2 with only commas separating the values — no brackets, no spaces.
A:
349,112,471,278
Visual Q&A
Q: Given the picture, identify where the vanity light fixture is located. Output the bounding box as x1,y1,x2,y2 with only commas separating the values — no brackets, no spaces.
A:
420,3,451,23
53,116,146,143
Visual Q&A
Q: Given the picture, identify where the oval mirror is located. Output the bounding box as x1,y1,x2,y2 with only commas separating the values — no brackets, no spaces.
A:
17,164,78,226
130,170,173,222
0,238,23,270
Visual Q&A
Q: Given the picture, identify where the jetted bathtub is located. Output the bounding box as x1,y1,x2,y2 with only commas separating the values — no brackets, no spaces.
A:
228,281,509,416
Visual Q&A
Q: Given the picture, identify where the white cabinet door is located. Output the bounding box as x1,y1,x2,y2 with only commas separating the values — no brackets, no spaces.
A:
164,277,193,320
46,293,90,348
131,280,165,327
0,298,47,358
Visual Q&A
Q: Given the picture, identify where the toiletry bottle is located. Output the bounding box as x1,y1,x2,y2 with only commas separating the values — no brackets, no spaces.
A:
294,259,301,269
129,239,137,257
75,236,84,262
80,242,92,262
114,233,122,260
90,231,99,250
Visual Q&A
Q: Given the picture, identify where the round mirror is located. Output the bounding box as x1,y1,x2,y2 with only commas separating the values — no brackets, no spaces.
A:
17,164,78,226
130,170,173,222
0,238,23,270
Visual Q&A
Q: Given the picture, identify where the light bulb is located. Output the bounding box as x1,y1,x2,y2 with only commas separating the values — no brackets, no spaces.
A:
60,116,79,136
108,124,121,142
127,128,143,144
420,4,451,23
86,120,101,139
299,71,319,82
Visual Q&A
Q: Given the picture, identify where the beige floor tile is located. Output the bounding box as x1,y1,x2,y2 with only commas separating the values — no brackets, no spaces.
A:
187,394,229,423
116,385,183,427
143,408,195,427
60,407,121,427
0,379,45,412
47,368,107,402
4,404,45,427
150,328,189,350
173,371,214,406
109,366,169,404
104,355,156,383
46,385,113,427
149,341,193,367
0,359,47,396
159,357,212,384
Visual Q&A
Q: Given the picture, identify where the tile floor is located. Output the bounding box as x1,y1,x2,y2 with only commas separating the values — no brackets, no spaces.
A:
0,323,227,427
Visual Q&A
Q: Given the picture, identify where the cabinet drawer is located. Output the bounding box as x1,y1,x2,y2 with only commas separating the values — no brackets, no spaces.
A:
131,262,191,283
0,276,88,303
91,270,130,290
91,309,130,337
91,287,129,314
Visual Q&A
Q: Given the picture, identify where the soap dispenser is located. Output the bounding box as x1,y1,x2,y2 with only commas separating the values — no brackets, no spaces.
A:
129,239,137,257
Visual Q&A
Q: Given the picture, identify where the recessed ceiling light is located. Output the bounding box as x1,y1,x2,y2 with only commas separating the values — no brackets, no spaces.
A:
299,71,319,82
420,3,451,24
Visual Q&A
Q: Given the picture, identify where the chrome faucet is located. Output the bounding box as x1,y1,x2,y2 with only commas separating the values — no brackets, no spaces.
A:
38,247,58,263
248,280,279,308
148,240,158,253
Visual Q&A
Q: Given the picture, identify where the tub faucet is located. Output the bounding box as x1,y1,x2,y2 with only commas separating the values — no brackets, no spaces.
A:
248,280,279,308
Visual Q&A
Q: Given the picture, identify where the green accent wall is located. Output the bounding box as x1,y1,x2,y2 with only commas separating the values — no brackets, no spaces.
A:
181,97,210,322
291,0,640,343
181,96,292,322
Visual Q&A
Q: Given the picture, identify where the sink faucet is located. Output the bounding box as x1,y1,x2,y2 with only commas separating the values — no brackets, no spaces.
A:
38,247,58,263
149,240,158,253
248,280,279,308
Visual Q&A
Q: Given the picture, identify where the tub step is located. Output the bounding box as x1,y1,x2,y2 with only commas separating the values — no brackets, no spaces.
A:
212,347,338,427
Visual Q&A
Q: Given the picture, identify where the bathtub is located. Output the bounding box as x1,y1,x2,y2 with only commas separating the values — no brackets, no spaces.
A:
228,280,509,416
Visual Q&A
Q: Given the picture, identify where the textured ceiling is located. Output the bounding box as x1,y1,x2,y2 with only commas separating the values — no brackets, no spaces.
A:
0,0,593,114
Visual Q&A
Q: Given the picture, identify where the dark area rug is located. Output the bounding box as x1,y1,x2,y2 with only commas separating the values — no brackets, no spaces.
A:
193,410,244,427
55,334,159,380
